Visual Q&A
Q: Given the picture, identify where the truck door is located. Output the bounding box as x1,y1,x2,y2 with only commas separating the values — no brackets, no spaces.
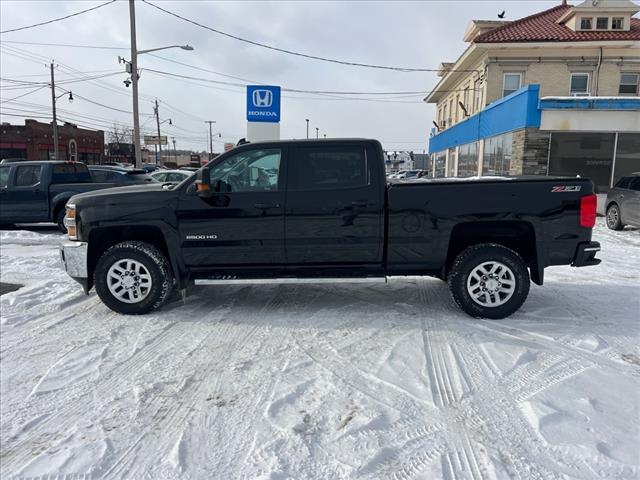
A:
285,142,384,265
4,164,48,222
176,146,286,267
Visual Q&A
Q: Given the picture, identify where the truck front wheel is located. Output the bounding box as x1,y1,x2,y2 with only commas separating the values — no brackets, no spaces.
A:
448,244,530,319
94,241,174,315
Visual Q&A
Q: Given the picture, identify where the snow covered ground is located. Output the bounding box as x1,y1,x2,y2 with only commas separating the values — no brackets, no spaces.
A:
1,220,638,479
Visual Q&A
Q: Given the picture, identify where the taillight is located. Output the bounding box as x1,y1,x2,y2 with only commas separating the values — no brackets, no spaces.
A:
580,194,597,228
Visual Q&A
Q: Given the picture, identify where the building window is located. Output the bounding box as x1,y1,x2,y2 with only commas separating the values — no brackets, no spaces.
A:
503,73,522,97
463,87,470,113
433,151,446,178
580,17,593,30
613,133,640,187
612,17,624,30
619,73,639,95
442,104,447,128
447,148,457,177
596,17,608,30
549,132,615,193
570,73,590,96
457,142,479,177
474,78,482,112
482,132,513,176
448,99,454,125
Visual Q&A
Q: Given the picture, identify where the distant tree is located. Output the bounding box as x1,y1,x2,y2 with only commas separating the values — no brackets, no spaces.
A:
107,123,133,146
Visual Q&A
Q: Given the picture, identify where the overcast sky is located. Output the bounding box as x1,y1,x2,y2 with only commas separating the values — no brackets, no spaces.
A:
1,0,561,153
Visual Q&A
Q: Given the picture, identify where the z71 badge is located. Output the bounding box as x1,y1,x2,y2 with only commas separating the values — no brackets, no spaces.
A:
552,185,582,193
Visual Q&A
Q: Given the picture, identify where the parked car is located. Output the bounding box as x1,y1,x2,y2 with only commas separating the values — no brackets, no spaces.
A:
150,169,193,183
179,166,199,172
605,173,640,230
0,161,125,232
61,139,600,319
89,165,155,184
141,163,162,173
396,170,428,179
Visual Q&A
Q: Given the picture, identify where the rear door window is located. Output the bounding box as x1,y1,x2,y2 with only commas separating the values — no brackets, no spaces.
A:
289,146,368,191
51,163,89,183
91,170,111,183
15,166,42,187
0,166,10,188
629,177,640,192
615,176,632,189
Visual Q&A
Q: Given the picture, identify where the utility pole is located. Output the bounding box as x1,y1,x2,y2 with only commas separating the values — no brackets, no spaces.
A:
172,137,176,162
50,63,59,160
154,99,162,165
205,120,216,159
316,127,319,139
129,0,142,168
305,119,309,139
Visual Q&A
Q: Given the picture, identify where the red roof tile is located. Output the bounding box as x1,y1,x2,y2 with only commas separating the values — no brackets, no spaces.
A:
474,4,640,43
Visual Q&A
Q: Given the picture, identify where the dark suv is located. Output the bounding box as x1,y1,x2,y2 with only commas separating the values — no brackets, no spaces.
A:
606,174,640,230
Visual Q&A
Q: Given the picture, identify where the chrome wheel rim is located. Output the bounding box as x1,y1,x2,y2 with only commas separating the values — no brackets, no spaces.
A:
107,259,152,304
467,261,516,307
607,207,618,228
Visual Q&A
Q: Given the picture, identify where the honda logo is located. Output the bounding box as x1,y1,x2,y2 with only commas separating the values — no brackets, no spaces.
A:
252,89,273,108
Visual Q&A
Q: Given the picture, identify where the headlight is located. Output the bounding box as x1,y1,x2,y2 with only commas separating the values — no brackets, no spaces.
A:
65,204,77,240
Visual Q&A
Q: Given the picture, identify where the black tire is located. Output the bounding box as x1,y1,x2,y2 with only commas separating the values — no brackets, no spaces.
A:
56,207,67,233
94,241,174,315
606,203,624,231
448,243,530,319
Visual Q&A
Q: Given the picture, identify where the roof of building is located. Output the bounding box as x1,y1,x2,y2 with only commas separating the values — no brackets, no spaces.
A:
474,4,640,43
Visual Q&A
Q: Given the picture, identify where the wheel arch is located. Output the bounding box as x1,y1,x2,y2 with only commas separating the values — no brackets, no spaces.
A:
87,225,178,290
445,220,542,285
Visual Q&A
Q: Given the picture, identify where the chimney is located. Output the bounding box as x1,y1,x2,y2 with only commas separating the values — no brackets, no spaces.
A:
561,0,567,5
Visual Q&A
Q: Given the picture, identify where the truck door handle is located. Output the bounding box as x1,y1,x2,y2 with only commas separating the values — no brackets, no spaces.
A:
351,200,368,207
254,202,280,209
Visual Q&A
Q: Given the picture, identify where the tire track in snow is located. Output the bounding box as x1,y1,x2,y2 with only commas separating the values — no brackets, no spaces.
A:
0,293,233,475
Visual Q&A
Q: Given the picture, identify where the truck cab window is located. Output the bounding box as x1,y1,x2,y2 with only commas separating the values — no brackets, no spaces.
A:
209,148,281,193
290,146,368,191
15,166,42,187
0,166,10,188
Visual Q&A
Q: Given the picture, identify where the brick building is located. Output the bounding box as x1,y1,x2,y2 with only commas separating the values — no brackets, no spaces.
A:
426,0,640,192
0,119,104,163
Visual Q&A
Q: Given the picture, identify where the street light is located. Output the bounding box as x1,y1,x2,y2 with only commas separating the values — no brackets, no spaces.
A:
316,127,319,139
305,119,309,139
127,0,193,168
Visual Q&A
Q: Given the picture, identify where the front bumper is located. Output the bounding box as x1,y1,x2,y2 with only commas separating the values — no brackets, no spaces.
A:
571,241,601,267
60,241,91,293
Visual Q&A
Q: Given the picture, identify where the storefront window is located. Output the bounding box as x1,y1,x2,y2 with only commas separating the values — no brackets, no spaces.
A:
457,142,479,177
482,132,513,176
433,151,446,178
447,148,457,177
548,132,615,193
613,133,640,186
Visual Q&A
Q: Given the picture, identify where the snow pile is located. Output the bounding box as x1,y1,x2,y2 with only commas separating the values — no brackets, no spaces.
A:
1,221,638,479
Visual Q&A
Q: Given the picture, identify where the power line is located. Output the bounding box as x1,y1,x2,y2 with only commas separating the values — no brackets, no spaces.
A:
0,86,47,104
0,40,127,50
141,0,479,74
0,0,117,34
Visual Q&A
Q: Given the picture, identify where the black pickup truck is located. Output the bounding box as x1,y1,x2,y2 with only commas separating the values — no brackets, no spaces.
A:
60,139,600,319
0,161,126,232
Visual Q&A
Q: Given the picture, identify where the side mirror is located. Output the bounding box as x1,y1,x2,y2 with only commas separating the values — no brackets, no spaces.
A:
196,169,212,197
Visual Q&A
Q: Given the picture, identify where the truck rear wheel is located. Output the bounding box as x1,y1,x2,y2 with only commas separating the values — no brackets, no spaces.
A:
94,241,174,315
448,243,530,319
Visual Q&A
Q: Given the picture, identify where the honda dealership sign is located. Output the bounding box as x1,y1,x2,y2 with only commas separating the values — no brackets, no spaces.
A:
246,85,281,123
